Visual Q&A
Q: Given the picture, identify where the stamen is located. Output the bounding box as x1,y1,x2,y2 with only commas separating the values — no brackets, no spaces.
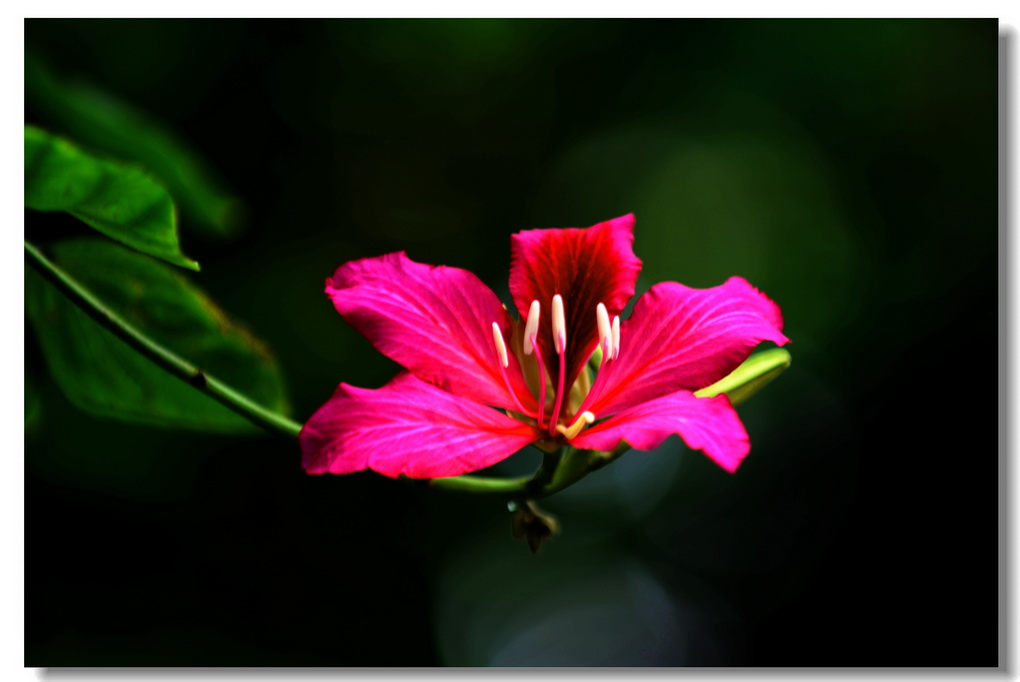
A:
492,321,537,418
551,294,567,356
546,293,569,435
612,315,621,360
491,322,509,368
557,411,595,440
596,302,612,356
523,300,540,355
530,334,548,429
569,314,622,420
548,353,567,437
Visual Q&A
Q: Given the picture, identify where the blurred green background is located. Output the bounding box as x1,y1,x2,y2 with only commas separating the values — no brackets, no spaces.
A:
24,19,998,666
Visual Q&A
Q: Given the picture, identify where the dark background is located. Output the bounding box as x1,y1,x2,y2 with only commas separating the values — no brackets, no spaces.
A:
24,19,999,666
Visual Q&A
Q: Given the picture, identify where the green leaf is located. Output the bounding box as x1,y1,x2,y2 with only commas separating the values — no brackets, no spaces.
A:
25,54,243,238
695,348,792,406
25,238,289,432
25,125,199,271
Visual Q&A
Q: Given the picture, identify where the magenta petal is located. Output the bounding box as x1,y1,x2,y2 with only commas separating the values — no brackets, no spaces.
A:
590,277,789,417
326,251,534,413
508,214,642,394
300,373,540,479
571,391,750,473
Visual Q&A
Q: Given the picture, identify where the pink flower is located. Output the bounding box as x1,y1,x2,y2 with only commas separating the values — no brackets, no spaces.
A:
301,215,789,479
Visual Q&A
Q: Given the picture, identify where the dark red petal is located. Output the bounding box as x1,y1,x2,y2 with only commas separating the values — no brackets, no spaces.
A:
300,373,540,479
589,277,789,417
327,251,535,413
508,214,642,394
572,391,749,473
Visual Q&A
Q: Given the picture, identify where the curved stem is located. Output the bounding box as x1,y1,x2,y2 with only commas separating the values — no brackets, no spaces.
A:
534,449,563,487
425,474,533,496
25,241,303,440
428,446,595,500
539,446,595,496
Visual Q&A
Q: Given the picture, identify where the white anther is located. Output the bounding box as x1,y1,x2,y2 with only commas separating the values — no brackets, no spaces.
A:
558,411,596,440
491,322,509,368
612,315,620,360
552,294,567,355
596,303,612,356
523,300,540,355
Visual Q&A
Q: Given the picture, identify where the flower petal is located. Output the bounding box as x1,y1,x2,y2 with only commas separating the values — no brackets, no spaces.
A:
327,251,534,412
300,373,540,479
589,277,789,416
508,214,642,395
571,391,750,473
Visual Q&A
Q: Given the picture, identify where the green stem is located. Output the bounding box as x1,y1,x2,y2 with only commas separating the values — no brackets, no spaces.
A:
24,240,303,440
532,448,563,487
429,446,597,500
541,447,595,494
425,474,533,496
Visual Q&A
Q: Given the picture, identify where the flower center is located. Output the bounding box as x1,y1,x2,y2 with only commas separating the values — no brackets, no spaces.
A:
491,296,621,441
